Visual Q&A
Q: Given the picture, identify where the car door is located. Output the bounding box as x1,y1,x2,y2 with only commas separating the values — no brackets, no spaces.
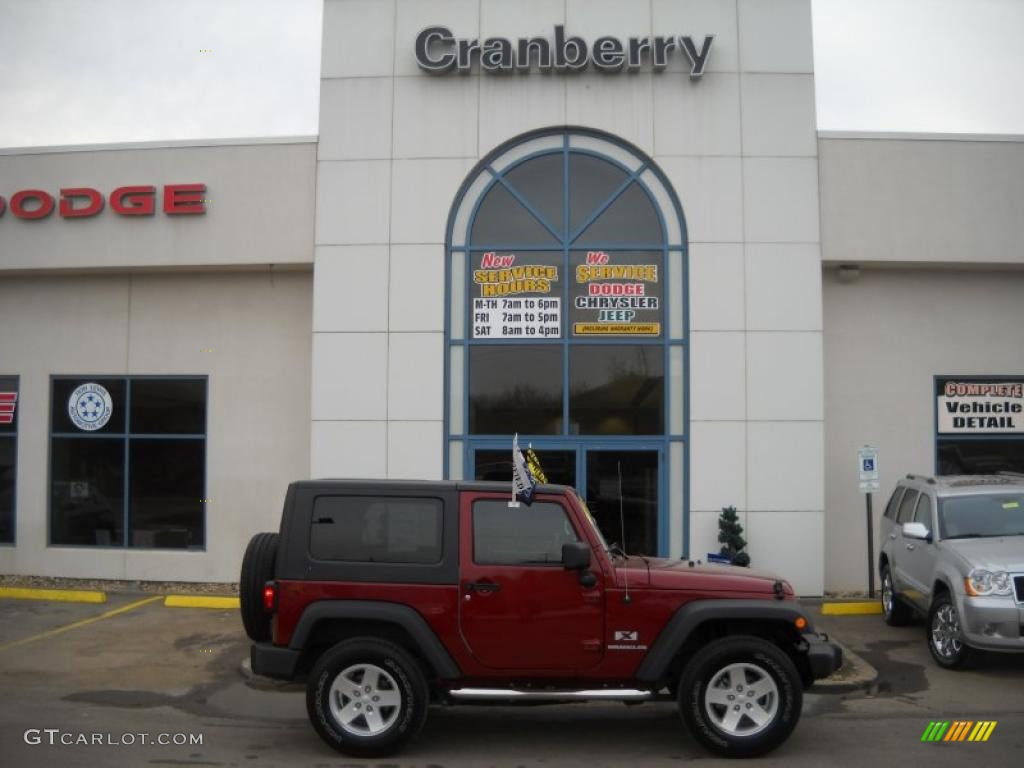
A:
900,492,937,609
890,488,919,593
458,492,605,671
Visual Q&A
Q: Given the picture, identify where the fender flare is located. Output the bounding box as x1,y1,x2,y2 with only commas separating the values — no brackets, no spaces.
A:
290,600,462,680
634,599,812,683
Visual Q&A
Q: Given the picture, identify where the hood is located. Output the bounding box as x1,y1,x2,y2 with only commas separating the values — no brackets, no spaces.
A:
616,556,794,596
940,535,1024,572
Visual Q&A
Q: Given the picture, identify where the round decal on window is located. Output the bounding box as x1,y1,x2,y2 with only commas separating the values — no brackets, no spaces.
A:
68,382,113,431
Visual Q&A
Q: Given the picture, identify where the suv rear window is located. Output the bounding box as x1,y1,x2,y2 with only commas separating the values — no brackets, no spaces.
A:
896,489,919,523
473,500,579,565
309,496,442,564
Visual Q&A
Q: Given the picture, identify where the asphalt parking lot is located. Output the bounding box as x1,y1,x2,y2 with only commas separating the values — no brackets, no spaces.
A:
1,595,1022,767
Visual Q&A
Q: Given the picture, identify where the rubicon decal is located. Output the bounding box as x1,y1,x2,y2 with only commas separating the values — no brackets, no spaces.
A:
921,721,997,742
416,25,713,78
0,184,206,220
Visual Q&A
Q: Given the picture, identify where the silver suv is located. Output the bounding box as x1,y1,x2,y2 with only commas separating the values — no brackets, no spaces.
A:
879,474,1024,669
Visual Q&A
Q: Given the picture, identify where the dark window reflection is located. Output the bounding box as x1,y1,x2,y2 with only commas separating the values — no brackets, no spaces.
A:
50,438,125,546
131,379,205,434
569,346,664,435
585,450,658,555
503,153,565,237
130,439,204,548
938,440,1024,475
471,183,558,246
575,182,662,245
51,379,126,434
568,154,629,235
0,438,14,544
469,345,562,434
474,449,576,487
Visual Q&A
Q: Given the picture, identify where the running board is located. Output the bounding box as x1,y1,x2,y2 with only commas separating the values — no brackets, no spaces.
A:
447,688,654,702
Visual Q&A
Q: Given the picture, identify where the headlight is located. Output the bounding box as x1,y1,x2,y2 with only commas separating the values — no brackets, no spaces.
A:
965,568,1014,596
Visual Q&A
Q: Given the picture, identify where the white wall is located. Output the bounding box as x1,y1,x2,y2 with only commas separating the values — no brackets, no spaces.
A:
823,268,1024,592
314,0,824,593
0,270,312,582
0,141,316,271
819,135,1024,266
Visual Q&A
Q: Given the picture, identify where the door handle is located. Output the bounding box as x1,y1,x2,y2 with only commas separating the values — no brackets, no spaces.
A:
906,544,915,551
466,581,501,593
889,533,897,540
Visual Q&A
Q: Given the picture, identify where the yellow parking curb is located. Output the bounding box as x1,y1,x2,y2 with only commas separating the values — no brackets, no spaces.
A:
164,595,239,609
0,587,107,604
821,601,882,615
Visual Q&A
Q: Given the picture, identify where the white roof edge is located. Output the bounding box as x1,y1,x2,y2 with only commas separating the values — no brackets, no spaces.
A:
818,130,1024,143
0,135,319,156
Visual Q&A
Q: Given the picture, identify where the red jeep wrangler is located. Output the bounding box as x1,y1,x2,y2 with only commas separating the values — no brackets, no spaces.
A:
241,480,840,758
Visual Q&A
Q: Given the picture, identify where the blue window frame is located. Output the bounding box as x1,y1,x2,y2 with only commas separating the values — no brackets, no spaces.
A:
444,128,690,557
48,375,208,550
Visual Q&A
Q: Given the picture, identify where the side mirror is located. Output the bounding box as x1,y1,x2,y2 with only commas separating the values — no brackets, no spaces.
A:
902,522,931,542
562,542,592,571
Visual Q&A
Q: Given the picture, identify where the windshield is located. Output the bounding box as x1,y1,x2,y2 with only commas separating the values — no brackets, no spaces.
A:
570,490,612,553
939,493,1024,539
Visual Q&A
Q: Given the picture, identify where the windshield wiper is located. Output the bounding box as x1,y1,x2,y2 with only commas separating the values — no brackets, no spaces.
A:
944,533,988,539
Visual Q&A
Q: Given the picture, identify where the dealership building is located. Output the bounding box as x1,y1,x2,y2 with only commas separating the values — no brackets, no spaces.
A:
1,0,1022,595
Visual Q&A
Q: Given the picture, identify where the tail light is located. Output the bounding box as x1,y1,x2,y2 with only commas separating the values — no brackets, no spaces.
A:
263,581,277,613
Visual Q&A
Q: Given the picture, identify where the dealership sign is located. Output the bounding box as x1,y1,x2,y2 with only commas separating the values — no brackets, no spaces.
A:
416,25,713,78
938,380,1023,434
0,184,206,220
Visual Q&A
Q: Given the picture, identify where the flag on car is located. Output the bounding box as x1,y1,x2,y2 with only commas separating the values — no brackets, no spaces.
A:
511,433,538,506
524,446,547,484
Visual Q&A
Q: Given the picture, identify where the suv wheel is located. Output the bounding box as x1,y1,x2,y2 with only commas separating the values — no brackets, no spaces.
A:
880,564,912,626
239,532,278,642
677,635,802,758
928,592,973,669
307,637,428,757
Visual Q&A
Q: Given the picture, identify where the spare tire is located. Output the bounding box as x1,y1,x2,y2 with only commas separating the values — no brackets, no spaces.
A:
240,532,279,642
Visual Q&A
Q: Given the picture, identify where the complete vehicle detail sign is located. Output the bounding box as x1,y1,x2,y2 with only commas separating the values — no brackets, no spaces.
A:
416,25,713,78
937,378,1024,434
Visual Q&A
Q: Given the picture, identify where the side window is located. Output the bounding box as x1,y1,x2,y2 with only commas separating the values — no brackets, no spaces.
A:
473,499,579,565
897,489,919,524
884,487,904,520
913,494,933,528
309,496,443,564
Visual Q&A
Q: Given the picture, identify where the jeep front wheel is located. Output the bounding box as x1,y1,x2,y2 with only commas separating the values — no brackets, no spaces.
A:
677,635,802,758
306,637,428,758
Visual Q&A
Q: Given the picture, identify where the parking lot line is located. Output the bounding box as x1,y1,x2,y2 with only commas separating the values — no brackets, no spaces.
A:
0,595,162,653
0,586,107,604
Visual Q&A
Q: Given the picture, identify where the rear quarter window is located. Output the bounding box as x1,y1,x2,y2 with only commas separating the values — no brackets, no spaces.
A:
308,495,443,564
884,487,904,520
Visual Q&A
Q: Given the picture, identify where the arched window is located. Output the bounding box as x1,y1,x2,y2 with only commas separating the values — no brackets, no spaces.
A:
445,129,688,557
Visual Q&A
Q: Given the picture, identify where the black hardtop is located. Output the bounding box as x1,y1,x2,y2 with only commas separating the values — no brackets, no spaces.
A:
292,478,577,496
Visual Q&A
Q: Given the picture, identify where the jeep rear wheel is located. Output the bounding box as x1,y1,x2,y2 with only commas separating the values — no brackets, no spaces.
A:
239,532,278,642
881,564,913,626
678,635,802,758
307,637,428,758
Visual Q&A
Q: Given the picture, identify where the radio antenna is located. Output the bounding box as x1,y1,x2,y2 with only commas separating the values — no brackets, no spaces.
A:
618,461,631,604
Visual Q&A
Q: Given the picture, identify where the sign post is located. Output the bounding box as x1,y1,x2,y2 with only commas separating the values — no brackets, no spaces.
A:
858,446,880,598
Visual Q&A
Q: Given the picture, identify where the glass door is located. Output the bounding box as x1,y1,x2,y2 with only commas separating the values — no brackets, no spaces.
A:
582,449,660,556
472,446,577,487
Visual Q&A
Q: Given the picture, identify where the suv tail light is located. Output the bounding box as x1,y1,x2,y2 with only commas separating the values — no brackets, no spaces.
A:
263,581,278,613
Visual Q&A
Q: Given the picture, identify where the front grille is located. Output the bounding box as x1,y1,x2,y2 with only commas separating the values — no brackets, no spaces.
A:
1014,575,1024,603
